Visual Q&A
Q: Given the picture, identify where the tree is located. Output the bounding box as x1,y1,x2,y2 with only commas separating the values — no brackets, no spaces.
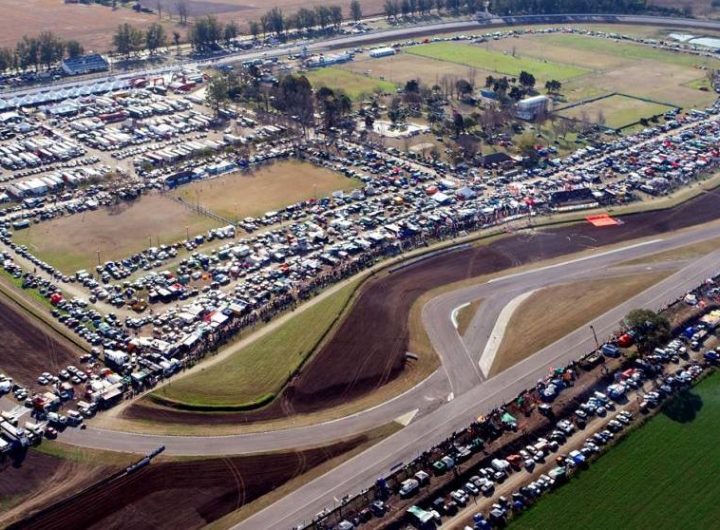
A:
145,23,167,55
273,74,315,133
114,23,144,59
455,78,473,98
206,72,230,114
224,21,239,44
0,48,15,73
329,5,343,29
452,110,464,136
518,70,535,89
172,31,182,54
545,79,562,94
315,6,331,29
176,0,188,25
266,7,285,37
38,31,64,70
296,8,315,32
248,21,260,40
384,0,399,20
16,36,40,71
65,40,84,59
350,0,362,21
623,309,671,354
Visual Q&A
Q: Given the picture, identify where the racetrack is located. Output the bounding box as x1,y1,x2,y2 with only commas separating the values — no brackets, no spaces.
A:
126,188,720,425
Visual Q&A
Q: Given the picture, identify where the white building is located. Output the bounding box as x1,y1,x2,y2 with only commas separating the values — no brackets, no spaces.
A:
516,95,549,120
369,47,396,58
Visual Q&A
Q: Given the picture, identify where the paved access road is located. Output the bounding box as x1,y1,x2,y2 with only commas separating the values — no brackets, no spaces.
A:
234,228,720,530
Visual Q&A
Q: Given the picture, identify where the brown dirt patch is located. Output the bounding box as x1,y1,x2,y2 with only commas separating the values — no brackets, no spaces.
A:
173,160,359,221
0,293,79,387
12,436,368,530
0,0,161,50
0,450,111,527
13,194,220,274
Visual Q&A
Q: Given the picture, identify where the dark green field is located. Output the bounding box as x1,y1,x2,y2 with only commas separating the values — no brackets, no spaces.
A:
512,371,720,530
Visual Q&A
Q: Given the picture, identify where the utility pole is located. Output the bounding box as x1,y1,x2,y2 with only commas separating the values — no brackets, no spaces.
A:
590,324,600,351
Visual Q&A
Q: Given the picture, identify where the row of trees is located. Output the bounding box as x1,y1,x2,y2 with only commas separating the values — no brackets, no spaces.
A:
114,23,169,59
488,0,648,15
248,3,355,41
187,16,239,51
384,0,482,19
0,32,84,73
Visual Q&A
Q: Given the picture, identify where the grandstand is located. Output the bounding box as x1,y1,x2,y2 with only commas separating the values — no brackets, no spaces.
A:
62,54,110,76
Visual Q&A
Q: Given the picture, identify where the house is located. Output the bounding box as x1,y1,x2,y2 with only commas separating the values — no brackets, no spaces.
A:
62,53,109,76
482,151,517,169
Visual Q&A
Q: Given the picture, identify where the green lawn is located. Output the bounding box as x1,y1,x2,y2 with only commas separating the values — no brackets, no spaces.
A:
406,42,588,80
512,372,720,530
305,67,397,99
152,277,363,409
543,34,720,69
558,95,674,129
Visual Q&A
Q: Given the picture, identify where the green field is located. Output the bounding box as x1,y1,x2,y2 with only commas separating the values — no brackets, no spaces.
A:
152,277,362,408
512,372,720,530
305,67,397,99
558,94,675,129
543,34,720,69
407,42,588,80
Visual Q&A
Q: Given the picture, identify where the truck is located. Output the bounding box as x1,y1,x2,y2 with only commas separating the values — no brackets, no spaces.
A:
399,478,419,498
0,420,29,448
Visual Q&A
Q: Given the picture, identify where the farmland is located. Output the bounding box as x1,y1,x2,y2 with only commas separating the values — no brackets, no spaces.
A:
511,372,720,530
304,67,398,99
173,160,361,221
12,194,221,274
557,95,675,129
406,42,589,81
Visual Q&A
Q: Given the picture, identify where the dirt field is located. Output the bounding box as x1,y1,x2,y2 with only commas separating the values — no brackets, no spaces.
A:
126,187,720,425
173,160,360,221
0,0,162,50
0,293,80,386
0,449,115,528
489,271,674,375
13,194,220,274
558,94,675,129
12,437,366,530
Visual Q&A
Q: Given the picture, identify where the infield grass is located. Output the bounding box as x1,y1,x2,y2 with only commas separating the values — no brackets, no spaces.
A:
153,277,363,408
305,67,397,99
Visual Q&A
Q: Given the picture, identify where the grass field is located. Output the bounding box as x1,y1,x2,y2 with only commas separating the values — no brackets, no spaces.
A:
153,277,362,408
407,42,589,81
558,95,675,129
304,67,397,99
12,195,220,274
173,160,361,221
512,371,720,529
490,271,673,375
342,53,486,86
543,34,720,69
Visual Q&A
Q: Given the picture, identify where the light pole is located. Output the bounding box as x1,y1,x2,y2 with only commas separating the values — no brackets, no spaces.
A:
590,324,600,351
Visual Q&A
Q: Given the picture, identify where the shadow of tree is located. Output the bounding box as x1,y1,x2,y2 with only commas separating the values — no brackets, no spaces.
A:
662,389,703,423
